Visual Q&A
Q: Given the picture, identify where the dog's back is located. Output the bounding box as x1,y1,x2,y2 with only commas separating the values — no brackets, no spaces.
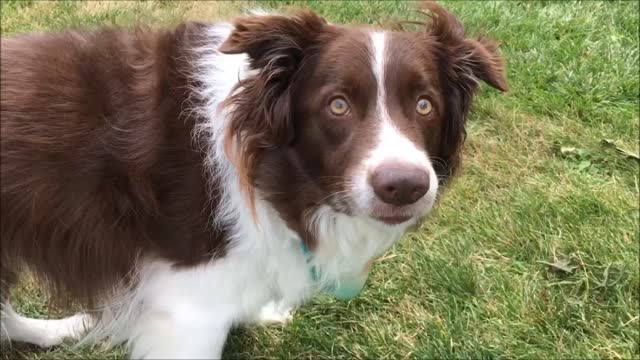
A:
1,29,142,304
0,23,225,308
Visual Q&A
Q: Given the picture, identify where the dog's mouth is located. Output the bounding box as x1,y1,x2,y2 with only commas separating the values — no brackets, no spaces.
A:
370,214,413,225
369,205,415,225
366,196,434,227
328,194,425,226
327,190,432,227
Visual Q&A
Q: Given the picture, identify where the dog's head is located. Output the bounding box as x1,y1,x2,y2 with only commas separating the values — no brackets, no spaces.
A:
219,2,507,247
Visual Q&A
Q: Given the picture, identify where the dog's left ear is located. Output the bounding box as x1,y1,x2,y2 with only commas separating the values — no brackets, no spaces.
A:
422,1,508,92
416,2,507,180
454,36,508,92
219,10,328,73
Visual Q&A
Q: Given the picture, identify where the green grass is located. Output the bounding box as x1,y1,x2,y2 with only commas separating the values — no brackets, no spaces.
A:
1,0,638,359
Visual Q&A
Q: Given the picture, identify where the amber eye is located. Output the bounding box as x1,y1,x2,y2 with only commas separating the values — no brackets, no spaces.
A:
416,98,433,115
329,97,349,116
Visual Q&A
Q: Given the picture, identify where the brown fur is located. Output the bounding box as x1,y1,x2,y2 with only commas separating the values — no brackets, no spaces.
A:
0,1,506,311
0,22,228,307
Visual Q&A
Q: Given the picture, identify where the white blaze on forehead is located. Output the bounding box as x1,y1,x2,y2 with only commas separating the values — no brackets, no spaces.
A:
368,31,429,169
371,32,387,114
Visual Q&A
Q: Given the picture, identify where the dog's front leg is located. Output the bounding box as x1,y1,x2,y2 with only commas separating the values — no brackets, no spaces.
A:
128,307,231,360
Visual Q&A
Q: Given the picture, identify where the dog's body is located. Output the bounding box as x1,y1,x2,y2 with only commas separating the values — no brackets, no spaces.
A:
0,3,506,358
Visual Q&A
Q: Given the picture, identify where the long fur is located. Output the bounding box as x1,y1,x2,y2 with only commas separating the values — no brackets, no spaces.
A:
0,2,507,358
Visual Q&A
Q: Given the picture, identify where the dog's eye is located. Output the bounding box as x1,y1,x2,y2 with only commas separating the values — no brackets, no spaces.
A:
329,97,349,116
416,98,432,115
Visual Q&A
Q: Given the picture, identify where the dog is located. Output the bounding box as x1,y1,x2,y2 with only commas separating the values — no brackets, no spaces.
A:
0,2,506,358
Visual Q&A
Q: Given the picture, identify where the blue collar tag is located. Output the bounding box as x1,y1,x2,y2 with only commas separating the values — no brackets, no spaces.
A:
299,242,368,300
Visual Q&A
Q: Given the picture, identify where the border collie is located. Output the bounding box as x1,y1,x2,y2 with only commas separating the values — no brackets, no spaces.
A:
0,2,506,358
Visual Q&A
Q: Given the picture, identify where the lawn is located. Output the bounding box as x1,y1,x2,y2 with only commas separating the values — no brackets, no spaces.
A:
1,0,638,359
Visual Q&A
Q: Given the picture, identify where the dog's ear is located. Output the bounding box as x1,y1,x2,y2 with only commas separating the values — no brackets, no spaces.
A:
219,10,333,206
219,10,330,147
219,10,327,73
414,2,507,181
422,1,508,92
219,10,328,167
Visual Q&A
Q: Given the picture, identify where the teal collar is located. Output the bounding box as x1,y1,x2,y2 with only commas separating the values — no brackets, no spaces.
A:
299,241,320,282
299,241,367,300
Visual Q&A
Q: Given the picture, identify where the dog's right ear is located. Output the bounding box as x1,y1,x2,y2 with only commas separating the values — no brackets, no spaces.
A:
219,10,330,150
219,10,333,208
219,10,328,72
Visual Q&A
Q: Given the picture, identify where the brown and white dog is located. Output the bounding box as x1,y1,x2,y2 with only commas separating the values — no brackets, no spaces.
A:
0,2,506,358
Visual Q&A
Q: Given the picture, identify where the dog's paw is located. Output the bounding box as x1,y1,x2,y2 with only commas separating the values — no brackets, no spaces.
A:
256,300,294,326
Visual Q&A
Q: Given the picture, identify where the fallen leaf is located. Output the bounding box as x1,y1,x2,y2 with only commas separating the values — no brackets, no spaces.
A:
537,257,578,274
601,139,639,162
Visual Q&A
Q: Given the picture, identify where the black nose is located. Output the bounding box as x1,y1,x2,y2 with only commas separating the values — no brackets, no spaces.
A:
370,162,429,206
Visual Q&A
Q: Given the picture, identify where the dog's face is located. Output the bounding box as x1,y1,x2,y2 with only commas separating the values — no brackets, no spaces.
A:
289,29,448,226
219,3,507,243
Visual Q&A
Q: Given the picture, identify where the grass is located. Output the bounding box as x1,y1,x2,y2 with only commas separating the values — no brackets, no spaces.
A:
1,0,638,359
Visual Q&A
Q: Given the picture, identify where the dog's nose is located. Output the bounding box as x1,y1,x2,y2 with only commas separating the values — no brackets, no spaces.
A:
370,162,429,206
